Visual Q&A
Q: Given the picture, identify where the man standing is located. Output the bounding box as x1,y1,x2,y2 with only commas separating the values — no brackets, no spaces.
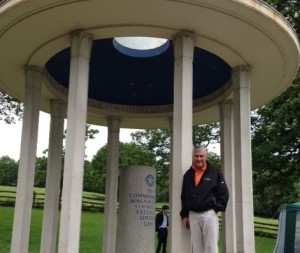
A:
155,205,169,253
180,145,229,253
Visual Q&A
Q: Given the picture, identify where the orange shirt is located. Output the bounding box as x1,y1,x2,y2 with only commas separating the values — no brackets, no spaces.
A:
192,162,207,186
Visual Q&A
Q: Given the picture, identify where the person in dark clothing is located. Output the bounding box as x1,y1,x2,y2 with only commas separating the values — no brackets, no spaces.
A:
180,145,229,253
155,205,169,253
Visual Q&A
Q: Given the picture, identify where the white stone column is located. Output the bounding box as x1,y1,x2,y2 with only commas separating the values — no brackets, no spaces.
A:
102,117,121,253
170,32,194,253
219,99,237,253
58,31,92,253
40,100,66,253
168,116,174,247
11,66,43,253
232,66,255,253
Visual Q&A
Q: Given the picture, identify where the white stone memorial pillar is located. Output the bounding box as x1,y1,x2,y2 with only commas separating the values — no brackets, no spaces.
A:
10,66,43,253
40,100,66,253
58,30,92,253
117,166,156,253
168,117,174,247
170,32,194,253
232,66,255,252
102,117,121,253
219,99,237,253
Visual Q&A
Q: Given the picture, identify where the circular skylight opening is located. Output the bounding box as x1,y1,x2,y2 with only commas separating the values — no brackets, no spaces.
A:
113,37,169,58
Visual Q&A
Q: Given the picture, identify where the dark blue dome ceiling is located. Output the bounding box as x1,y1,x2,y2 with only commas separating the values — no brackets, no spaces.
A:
45,38,231,106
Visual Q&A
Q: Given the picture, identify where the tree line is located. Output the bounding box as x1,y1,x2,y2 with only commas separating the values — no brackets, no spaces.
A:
0,127,221,204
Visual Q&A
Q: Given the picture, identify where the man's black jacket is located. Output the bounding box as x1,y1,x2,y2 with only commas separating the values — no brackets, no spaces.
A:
180,162,229,219
155,211,169,232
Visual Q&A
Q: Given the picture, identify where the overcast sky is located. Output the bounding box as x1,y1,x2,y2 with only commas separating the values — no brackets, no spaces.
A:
0,112,134,161
0,112,220,162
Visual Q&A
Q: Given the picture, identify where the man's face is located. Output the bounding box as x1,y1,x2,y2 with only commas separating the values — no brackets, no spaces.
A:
193,149,207,169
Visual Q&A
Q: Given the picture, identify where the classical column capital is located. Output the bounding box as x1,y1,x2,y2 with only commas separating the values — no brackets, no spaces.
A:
172,31,195,60
172,30,196,41
219,99,234,119
232,65,251,90
107,117,121,133
232,65,251,74
24,65,43,89
70,30,93,58
25,65,43,73
220,98,234,107
50,99,67,119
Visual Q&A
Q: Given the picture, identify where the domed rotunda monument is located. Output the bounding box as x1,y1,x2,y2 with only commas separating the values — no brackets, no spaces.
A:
0,0,299,252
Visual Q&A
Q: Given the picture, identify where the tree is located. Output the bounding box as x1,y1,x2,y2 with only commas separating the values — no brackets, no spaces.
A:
131,125,221,201
207,151,221,168
0,156,18,186
34,157,48,188
264,0,300,34
83,160,100,193
251,74,300,217
131,129,171,201
250,0,300,217
89,142,156,193
193,123,220,147
0,91,23,124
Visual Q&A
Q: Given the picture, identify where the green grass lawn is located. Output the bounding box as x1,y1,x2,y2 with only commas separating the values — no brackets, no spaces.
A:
0,206,276,253
0,206,105,253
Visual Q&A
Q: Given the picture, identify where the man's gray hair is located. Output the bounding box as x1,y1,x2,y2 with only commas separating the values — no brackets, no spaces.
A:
193,145,207,154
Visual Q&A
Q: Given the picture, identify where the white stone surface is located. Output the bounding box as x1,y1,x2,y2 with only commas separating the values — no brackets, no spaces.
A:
103,117,121,253
233,66,255,252
58,31,92,253
169,33,194,253
11,67,42,253
219,99,237,252
40,100,66,253
117,166,156,253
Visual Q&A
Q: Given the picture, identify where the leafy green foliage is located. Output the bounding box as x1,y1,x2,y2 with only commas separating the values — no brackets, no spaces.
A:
252,74,300,216
0,156,18,186
0,156,47,189
89,142,156,193
264,0,300,34
193,123,220,147
85,125,99,141
207,152,221,168
250,0,300,218
131,129,170,201
34,157,48,188
0,91,23,124
83,160,100,193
